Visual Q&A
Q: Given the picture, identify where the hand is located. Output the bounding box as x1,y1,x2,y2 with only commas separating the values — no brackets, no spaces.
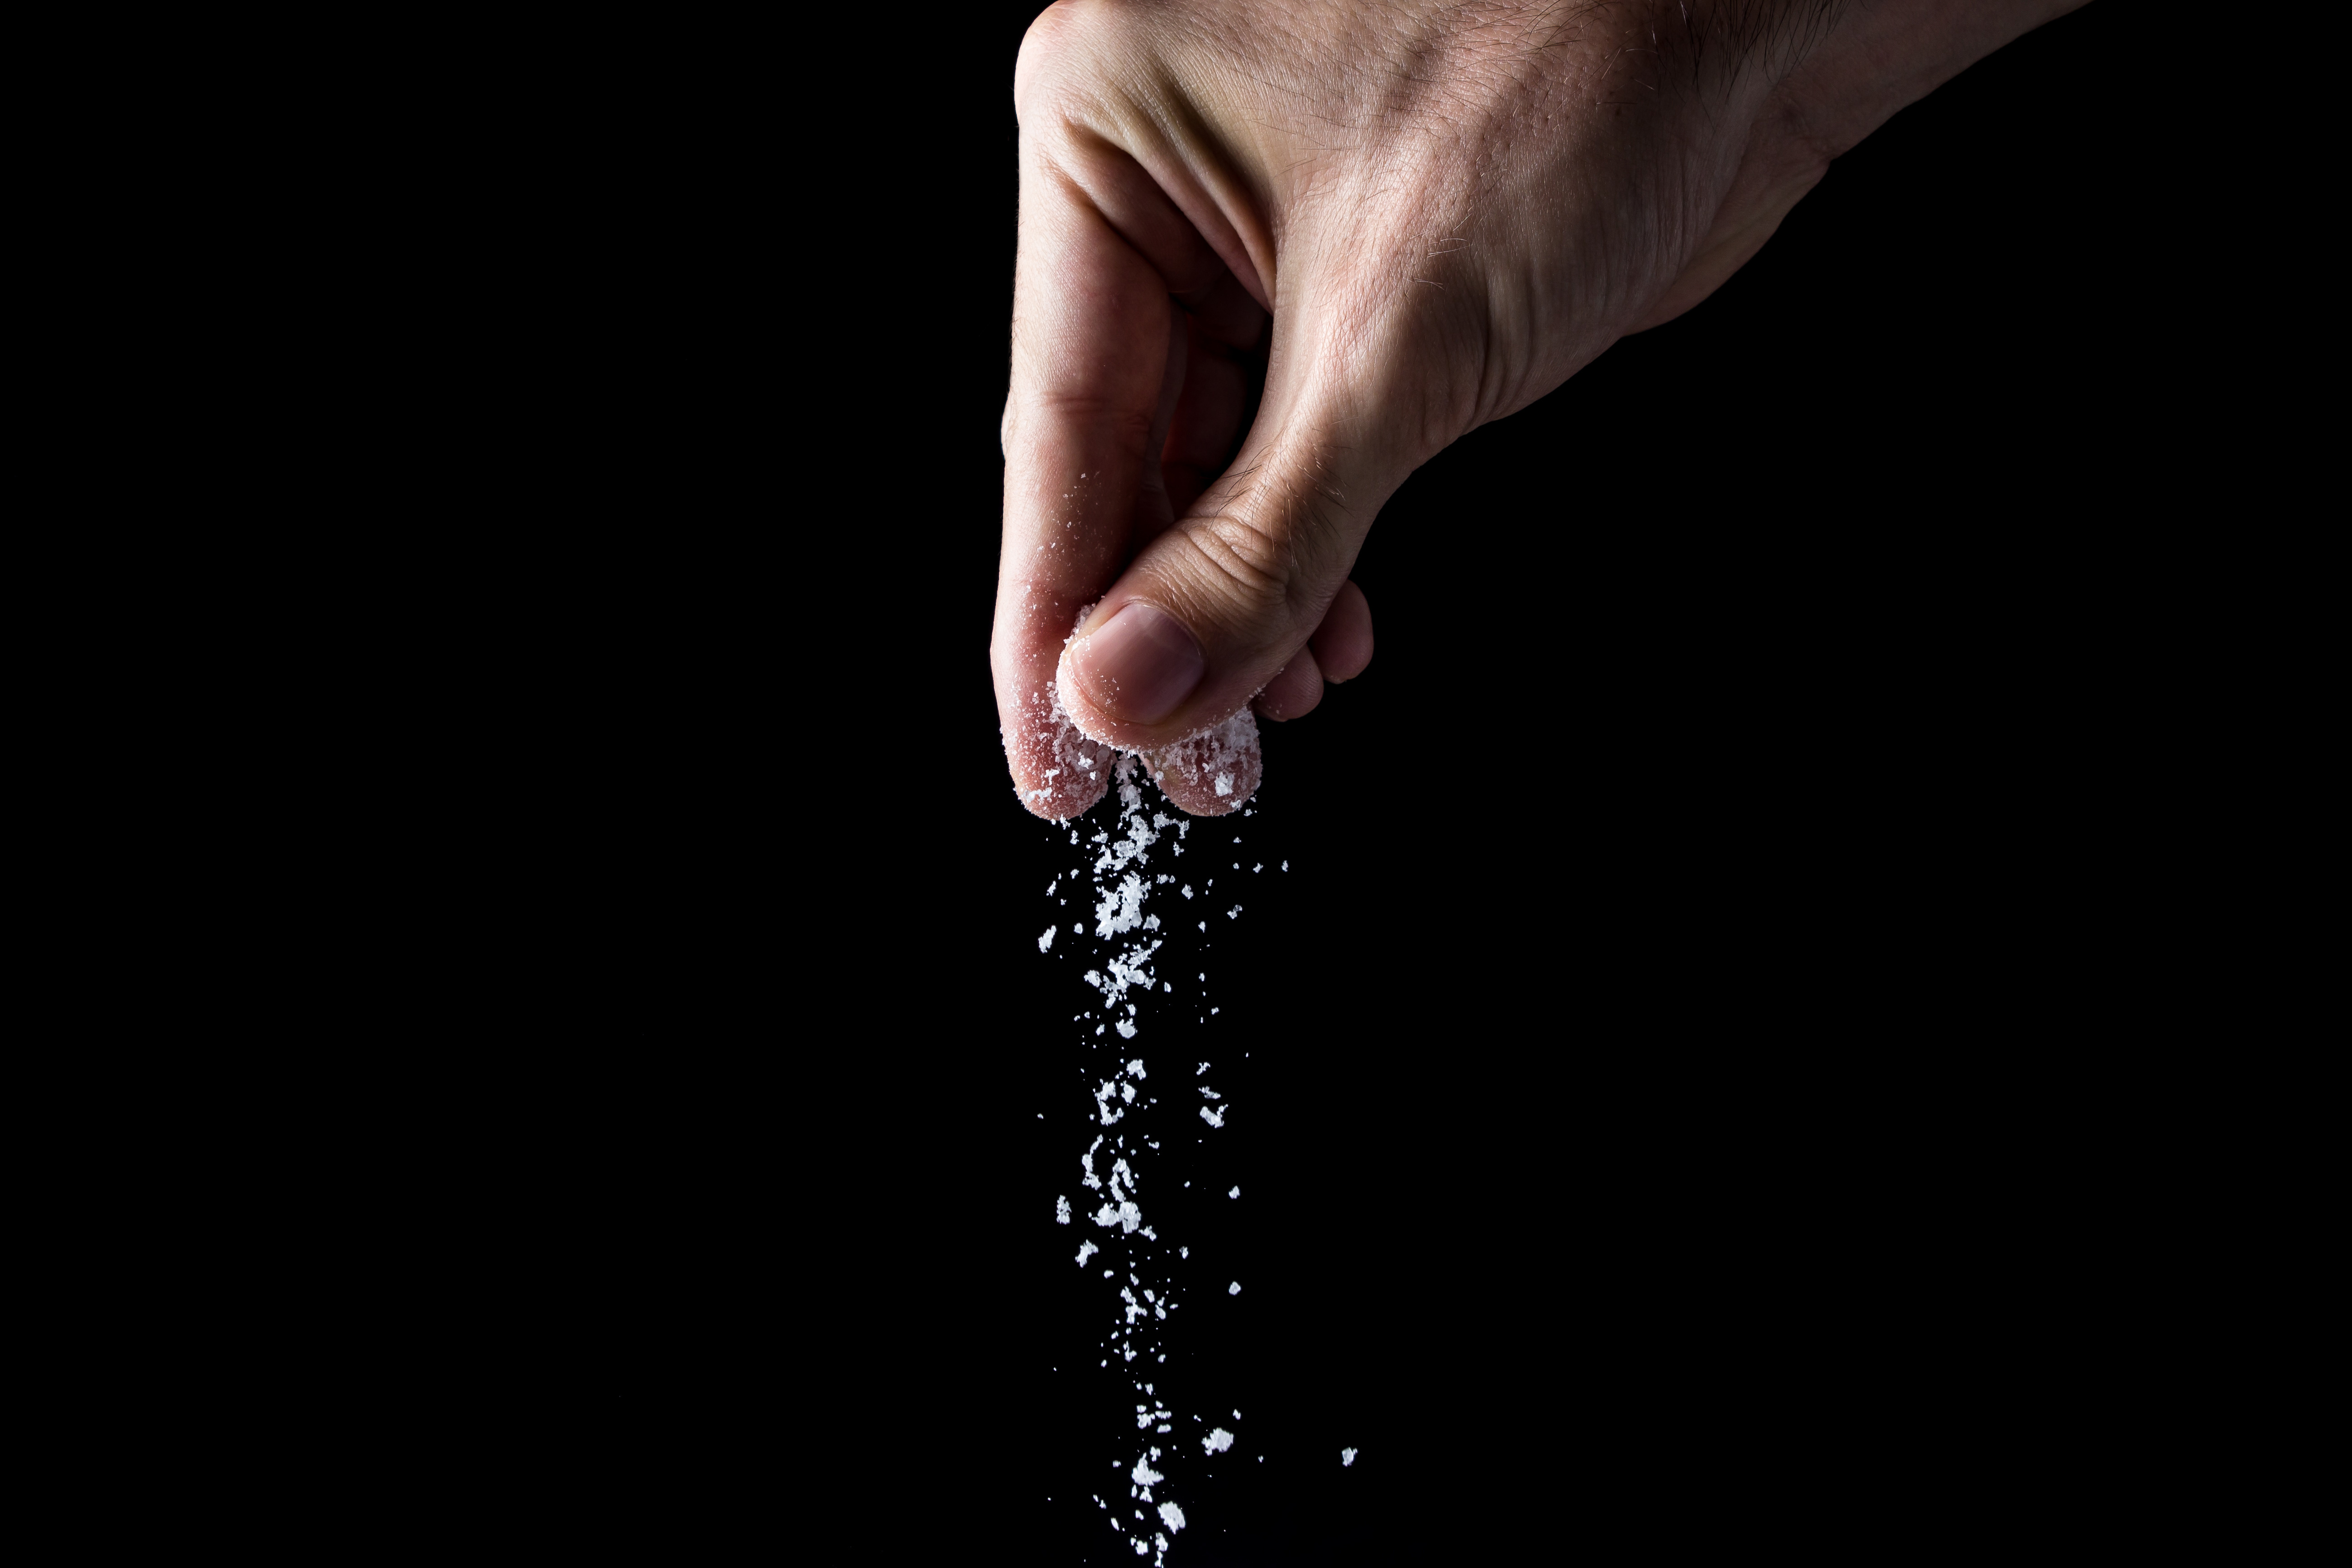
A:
992,0,2080,819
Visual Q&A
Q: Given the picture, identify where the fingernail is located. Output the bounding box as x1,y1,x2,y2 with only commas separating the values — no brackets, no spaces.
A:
1070,602,1205,726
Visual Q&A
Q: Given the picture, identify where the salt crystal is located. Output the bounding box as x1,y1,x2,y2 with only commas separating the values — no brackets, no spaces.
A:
1028,717,1299,1547
1342,1448,1358,1467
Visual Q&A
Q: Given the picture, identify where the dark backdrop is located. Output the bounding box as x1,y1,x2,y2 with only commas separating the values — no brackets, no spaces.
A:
596,5,2266,1560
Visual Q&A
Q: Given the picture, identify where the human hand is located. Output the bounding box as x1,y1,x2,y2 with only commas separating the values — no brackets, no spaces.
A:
993,0,2081,819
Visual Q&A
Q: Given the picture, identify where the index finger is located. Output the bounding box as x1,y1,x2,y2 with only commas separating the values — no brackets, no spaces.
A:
990,123,1244,818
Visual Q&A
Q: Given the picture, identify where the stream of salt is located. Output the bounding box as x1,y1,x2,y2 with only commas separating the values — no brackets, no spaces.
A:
1040,754,1288,1561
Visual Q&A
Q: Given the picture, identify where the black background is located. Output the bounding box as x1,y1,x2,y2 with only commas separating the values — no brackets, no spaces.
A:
594,5,2280,1559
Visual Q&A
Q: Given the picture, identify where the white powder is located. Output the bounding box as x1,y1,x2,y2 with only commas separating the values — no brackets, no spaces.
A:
1341,1448,1357,1467
1027,746,1293,1559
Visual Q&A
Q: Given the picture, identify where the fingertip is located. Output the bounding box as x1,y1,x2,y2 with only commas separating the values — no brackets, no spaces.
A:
999,679,1114,822
1250,650,1324,722
1061,600,1208,736
1146,708,1262,817
1310,580,1374,683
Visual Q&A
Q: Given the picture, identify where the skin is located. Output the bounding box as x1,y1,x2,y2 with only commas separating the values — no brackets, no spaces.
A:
993,0,2086,820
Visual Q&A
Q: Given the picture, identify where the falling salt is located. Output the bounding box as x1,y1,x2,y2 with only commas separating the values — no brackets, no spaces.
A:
1027,746,1293,1558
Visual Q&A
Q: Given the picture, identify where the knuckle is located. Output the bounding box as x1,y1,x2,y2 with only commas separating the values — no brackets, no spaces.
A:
1189,513,1292,606
1014,0,1145,120
1026,389,1157,448
1162,480,1333,639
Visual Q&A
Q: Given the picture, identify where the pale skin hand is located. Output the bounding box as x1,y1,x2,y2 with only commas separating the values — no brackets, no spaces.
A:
994,0,2084,820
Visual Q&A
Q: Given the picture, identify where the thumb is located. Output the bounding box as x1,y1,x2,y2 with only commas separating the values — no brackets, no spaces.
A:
1054,328,1403,767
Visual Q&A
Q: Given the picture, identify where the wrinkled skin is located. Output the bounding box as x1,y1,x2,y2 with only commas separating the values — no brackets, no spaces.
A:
993,0,2082,818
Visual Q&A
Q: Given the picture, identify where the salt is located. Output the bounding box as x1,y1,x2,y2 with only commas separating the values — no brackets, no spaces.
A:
1027,741,1293,1558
